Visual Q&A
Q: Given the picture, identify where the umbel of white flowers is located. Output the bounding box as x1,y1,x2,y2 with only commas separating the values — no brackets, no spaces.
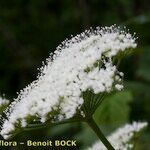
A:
0,26,137,139
88,122,148,150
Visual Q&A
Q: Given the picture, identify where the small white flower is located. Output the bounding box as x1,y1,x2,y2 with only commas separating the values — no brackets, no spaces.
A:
0,97,9,106
115,84,124,91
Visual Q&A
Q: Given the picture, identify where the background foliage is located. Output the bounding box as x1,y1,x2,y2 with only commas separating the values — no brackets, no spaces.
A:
0,0,149,149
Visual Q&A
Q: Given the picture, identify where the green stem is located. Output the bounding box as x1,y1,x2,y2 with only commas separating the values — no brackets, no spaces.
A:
24,118,81,131
10,118,81,139
86,117,115,150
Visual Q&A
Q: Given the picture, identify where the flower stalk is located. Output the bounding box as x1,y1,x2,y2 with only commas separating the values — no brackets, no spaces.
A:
86,117,115,150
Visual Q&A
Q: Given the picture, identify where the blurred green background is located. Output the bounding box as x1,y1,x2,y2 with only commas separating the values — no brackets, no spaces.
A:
0,0,149,149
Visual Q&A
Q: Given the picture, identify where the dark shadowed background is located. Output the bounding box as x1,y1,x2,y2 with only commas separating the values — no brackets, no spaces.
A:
0,0,150,149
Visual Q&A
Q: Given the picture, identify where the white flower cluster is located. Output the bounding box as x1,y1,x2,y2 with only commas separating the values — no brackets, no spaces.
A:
0,26,136,139
88,122,148,150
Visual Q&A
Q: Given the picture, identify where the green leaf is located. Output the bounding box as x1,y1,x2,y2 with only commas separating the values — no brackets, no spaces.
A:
125,81,150,99
94,90,133,125
136,47,150,81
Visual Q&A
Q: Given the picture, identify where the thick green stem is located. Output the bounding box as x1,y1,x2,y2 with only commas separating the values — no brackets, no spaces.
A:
86,117,115,150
